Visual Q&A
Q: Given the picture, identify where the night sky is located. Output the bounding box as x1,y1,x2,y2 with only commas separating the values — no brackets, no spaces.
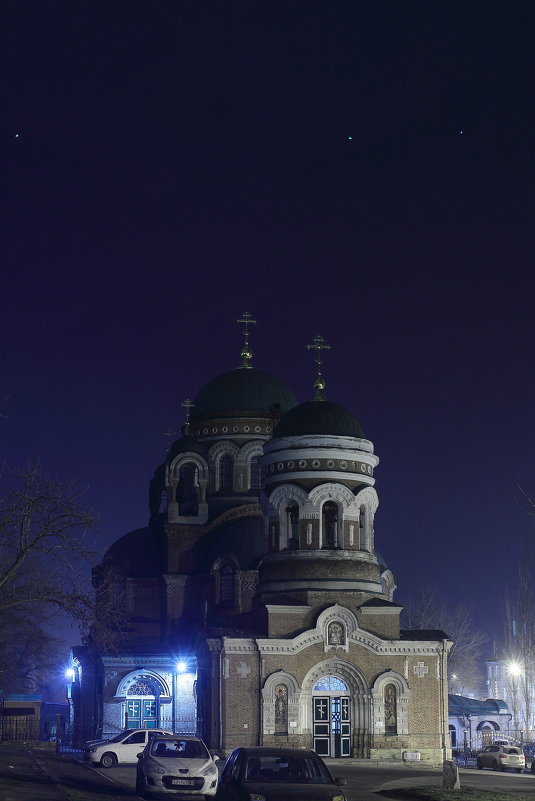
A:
2,1,534,652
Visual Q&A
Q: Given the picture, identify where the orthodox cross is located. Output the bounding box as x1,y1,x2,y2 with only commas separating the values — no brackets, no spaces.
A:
181,397,195,432
163,427,176,452
237,311,256,367
306,334,331,399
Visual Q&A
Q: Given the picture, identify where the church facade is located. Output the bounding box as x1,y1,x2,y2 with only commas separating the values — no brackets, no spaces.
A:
69,323,451,762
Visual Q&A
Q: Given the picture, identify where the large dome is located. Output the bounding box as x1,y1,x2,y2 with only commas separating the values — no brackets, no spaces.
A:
191,367,298,420
274,398,364,438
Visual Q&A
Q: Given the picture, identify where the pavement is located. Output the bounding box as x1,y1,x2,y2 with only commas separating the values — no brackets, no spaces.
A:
0,745,136,801
0,745,449,801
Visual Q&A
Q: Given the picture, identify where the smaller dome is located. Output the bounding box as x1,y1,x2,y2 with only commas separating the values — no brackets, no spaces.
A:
274,399,364,438
167,435,208,463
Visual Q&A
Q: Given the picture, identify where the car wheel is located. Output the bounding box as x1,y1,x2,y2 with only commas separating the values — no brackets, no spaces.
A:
492,761,500,771
532,762,535,774
476,759,483,769
100,752,117,768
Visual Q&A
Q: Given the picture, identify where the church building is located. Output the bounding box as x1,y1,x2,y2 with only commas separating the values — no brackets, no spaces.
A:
69,316,451,761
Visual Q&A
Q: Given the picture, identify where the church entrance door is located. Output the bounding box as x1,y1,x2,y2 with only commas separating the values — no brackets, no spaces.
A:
312,676,351,757
126,698,157,729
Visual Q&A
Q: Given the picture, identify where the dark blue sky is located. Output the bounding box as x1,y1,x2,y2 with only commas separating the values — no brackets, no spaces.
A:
2,1,534,651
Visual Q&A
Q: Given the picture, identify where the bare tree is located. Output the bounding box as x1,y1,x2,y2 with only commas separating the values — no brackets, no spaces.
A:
402,586,487,697
503,563,535,732
0,461,124,689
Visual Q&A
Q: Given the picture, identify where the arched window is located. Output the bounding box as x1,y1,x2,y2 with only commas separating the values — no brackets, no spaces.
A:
322,501,339,548
250,457,261,490
220,564,235,604
219,455,234,491
286,504,299,549
384,683,397,734
274,684,288,734
359,505,367,550
177,463,198,515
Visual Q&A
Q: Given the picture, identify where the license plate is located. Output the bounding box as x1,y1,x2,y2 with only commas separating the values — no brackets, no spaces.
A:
171,779,194,785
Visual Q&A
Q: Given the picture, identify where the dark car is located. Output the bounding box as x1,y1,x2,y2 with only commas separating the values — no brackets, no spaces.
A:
217,746,347,801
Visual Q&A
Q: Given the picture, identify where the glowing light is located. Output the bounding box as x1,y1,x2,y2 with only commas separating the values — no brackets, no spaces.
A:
508,661,522,677
348,136,353,140
177,661,187,673
65,668,75,681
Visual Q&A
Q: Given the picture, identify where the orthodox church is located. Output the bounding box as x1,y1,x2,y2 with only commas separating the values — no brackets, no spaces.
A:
69,316,451,761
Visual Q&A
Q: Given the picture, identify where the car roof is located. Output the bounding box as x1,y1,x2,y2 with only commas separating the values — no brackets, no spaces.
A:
151,734,203,740
233,746,318,757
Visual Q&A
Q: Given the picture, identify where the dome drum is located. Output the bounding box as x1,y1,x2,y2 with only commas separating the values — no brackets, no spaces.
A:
259,550,382,587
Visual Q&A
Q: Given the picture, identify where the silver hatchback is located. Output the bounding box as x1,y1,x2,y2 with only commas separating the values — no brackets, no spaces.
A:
476,744,525,772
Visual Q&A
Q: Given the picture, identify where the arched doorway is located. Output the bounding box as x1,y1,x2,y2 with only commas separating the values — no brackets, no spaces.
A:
312,676,351,757
126,678,159,729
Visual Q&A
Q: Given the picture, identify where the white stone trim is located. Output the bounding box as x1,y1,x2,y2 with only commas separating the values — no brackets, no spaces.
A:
265,604,311,614
371,670,411,736
262,670,301,735
264,435,377,457
115,669,172,699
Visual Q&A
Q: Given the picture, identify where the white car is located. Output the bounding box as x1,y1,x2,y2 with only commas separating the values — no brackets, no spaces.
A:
83,728,172,768
476,744,525,772
135,734,218,798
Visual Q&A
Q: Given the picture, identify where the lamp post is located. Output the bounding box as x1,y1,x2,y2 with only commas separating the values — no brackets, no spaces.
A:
463,729,468,765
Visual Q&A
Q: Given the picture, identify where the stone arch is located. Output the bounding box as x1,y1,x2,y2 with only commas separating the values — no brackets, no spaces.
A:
236,441,264,490
168,453,209,518
353,487,379,552
169,453,208,483
268,484,309,511
267,485,309,550
300,657,371,755
211,554,240,606
115,669,171,700
262,671,300,736
208,442,239,490
371,670,410,736
309,484,358,548
316,604,359,653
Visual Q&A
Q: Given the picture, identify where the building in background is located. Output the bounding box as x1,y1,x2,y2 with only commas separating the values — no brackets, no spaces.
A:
68,318,451,761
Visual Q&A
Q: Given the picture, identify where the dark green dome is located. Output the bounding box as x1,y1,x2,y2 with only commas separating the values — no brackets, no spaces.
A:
191,367,298,420
167,435,208,462
274,399,364,438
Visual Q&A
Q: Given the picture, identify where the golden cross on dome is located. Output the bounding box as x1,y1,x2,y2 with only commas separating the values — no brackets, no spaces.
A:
237,311,256,367
181,398,195,425
306,334,331,400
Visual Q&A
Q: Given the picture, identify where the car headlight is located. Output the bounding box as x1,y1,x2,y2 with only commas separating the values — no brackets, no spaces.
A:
86,749,97,754
201,764,218,776
249,794,266,801
332,796,345,801
148,767,166,775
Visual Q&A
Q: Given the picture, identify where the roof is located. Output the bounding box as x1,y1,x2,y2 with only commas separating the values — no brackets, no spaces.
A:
274,398,364,438
191,367,298,420
400,629,450,641
360,598,403,609
167,434,208,462
448,694,509,716
102,525,164,576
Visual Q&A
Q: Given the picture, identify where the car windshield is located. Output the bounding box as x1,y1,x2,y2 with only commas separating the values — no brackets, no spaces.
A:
504,748,521,755
151,739,209,759
244,754,333,784
108,730,131,743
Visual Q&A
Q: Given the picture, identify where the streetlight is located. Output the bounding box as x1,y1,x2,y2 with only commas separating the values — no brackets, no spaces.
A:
463,729,468,765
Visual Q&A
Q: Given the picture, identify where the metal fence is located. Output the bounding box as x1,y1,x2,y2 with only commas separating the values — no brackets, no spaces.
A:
0,714,40,742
